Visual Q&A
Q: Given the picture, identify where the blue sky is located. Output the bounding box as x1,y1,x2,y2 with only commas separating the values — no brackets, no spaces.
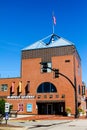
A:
0,0,87,85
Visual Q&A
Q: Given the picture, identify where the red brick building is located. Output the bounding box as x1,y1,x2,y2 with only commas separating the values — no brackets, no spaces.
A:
0,34,86,116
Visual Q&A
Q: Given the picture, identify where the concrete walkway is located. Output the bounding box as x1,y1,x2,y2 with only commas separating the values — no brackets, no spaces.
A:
0,115,86,130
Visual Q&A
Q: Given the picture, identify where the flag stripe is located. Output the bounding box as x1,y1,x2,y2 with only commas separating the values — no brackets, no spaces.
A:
53,16,56,25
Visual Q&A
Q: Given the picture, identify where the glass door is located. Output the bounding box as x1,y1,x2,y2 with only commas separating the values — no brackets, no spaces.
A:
47,104,53,114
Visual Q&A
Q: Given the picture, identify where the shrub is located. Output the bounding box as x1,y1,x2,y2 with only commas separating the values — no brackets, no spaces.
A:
66,107,71,114
78,108,84,113
9,104,13,112
0,99,6,115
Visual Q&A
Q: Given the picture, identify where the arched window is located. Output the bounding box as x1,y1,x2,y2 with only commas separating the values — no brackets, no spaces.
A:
37,82,57,93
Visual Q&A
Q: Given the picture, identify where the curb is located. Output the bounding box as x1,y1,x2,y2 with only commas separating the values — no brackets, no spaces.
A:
0,126,28,130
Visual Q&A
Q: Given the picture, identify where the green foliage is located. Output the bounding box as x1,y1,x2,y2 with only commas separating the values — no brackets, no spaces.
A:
66,107,71,114
0,99,6,115
9,104,13,112
78,108,84,113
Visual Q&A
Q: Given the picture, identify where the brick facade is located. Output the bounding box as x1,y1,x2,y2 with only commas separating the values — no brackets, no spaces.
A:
0,34,86,116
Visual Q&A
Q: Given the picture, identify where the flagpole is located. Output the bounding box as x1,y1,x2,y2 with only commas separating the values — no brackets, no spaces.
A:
53,22,54,34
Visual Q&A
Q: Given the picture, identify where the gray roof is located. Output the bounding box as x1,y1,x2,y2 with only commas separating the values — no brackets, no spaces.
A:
22,34,74,51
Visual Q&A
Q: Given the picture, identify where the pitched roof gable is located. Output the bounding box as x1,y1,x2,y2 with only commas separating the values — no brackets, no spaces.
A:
22,34,74,50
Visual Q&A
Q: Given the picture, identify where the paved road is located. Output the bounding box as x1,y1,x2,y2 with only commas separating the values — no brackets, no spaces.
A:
6,119,87,130
46,119,87,130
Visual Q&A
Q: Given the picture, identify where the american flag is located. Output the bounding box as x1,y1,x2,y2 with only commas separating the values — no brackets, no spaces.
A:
53,16,56,25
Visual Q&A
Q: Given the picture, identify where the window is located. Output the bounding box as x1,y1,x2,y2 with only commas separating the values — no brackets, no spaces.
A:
0,84,8,91
78,85,80,94
82,85,85,95
65,60,70,63
37,82,57,93
41,62,52,73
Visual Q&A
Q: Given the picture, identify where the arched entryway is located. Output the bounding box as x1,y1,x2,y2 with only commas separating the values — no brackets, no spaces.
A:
36,82,65,115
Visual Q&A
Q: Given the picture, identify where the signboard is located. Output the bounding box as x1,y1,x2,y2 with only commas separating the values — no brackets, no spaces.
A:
5,103,9,113
5,112,9,120
7,95,35,99
27,104,32,112
18,103,23,111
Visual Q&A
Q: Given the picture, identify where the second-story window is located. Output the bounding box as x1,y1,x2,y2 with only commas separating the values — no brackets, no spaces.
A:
82,85,85,95
0,84,8,91
41,62,52,73
78,85,81,95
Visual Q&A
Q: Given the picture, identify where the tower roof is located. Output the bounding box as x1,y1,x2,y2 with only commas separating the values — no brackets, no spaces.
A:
22,34,74,51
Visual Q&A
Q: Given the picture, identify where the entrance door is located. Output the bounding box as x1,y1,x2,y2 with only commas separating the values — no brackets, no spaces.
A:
37,102,65,115
47,104,53,114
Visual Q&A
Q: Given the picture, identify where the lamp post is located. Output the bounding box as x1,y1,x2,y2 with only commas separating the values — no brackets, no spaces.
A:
57,72,78,118
40,62,78,118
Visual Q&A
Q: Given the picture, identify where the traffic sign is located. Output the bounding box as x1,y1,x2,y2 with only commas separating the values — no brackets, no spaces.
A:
5,112,9,120
5,103,9,112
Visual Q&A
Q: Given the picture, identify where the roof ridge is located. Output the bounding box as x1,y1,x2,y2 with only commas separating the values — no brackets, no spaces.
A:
22,34,74,51
60,36,74,45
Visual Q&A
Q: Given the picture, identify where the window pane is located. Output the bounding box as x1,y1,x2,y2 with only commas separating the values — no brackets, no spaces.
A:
51,85,57,92
41,62,52,73
82,86,85,95
47,63,52,72
37,82,57,93
44,82,50,92
1,84,8,91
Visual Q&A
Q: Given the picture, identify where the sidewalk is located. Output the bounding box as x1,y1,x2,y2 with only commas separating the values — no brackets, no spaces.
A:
11,114,74,121
9,114,87,121
0,115,87,130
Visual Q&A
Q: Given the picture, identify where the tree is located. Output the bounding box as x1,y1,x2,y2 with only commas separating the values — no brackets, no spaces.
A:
0,99,6,115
